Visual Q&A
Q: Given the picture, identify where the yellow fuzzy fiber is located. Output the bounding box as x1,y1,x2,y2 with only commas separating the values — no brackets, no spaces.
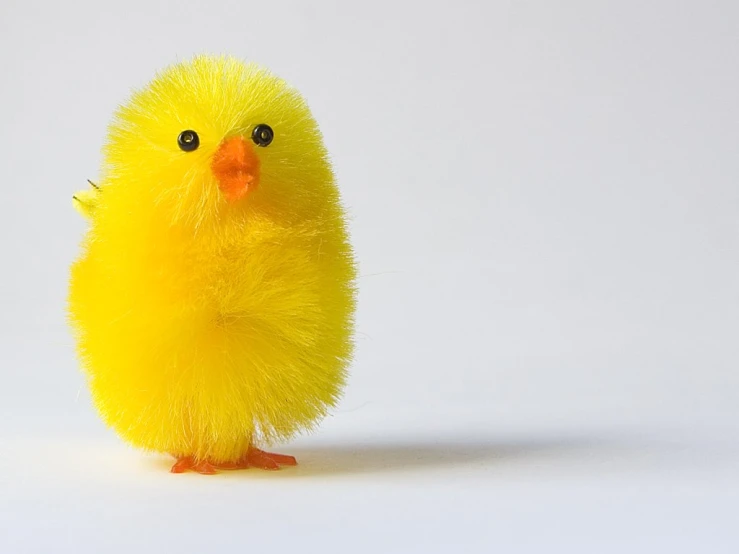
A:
68,56,356,463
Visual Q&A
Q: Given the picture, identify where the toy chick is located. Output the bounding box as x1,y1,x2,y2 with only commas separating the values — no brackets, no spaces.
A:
69,56,356,474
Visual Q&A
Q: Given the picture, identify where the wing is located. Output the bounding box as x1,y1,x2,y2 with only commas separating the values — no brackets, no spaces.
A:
72,180,101,219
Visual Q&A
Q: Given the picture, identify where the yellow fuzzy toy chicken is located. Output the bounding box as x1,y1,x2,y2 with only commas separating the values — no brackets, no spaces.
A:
68,56,356,474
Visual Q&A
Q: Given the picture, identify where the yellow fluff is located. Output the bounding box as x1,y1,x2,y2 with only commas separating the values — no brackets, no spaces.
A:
68,56,356,468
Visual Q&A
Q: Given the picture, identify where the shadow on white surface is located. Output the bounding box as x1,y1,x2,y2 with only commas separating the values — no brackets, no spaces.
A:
287,438,599,476
6,431,736,483
135,435,608,477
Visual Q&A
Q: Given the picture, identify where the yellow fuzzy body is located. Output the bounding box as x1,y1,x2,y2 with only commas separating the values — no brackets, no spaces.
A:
68,56,356,463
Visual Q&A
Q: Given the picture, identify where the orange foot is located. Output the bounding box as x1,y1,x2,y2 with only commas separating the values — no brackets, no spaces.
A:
170,447,297,475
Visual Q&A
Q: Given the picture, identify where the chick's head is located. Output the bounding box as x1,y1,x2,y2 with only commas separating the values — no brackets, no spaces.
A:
103,56,335,227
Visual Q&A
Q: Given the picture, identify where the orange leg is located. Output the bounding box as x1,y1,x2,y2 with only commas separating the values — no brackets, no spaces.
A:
245,447,298,470
170,457,218,475
170,447,297,475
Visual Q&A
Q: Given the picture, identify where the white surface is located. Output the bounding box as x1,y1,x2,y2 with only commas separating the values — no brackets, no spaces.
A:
1,0,738,552
3,415,739,552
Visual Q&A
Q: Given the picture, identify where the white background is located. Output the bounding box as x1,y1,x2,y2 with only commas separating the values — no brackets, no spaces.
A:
1,0,738,552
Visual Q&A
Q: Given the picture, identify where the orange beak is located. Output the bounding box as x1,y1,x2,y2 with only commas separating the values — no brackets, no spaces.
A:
211,136,260,202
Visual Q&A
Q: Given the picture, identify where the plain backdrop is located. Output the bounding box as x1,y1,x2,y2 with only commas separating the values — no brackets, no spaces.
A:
1,0,738,552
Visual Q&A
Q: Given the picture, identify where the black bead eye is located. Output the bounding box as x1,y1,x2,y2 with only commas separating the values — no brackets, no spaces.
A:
177,130,200,152
251,124,274,147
